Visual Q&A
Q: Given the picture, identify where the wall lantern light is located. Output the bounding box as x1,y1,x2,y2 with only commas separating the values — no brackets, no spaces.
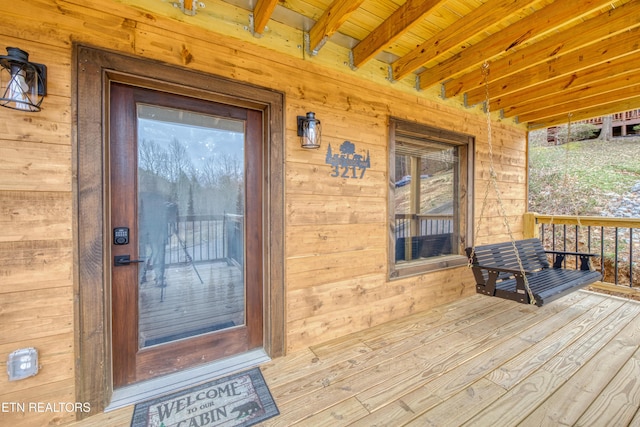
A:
0,47,47,112
297,112,322,149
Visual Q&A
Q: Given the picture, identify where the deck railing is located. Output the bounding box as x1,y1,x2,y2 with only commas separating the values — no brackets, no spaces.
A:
524,212,640,288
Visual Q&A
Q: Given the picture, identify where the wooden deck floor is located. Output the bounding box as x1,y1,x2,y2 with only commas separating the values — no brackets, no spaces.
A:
73,289,640,426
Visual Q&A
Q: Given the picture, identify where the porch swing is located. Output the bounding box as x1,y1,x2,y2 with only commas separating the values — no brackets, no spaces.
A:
465,62,602,306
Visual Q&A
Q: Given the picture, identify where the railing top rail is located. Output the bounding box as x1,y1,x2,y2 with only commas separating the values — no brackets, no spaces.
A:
530,213,640,229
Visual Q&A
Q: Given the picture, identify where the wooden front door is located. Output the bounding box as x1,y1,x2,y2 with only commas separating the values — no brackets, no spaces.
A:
109,82,263,387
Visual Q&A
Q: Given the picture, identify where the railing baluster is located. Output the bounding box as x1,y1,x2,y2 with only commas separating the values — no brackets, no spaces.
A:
563,224,567,268
601,226,605,278
630,227,634,288
562,224,567,268
575,224,579,269
615,227,619,285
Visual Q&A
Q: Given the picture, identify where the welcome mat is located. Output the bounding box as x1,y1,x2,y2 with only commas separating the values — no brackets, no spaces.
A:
130,368,279,427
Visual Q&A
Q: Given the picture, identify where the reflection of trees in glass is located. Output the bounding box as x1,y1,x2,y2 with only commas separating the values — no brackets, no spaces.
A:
139,138,167,176
138,137,244,216
200,153,242,187
166,138,195,183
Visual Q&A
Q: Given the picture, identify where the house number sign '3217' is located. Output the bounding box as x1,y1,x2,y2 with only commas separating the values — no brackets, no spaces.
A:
325,141,371,179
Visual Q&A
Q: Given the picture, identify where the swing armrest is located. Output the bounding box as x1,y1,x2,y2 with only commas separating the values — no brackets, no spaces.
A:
471,264,532,276
544,250,598,270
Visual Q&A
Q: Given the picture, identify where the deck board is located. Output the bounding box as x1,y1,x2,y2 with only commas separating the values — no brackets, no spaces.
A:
71,288,640,426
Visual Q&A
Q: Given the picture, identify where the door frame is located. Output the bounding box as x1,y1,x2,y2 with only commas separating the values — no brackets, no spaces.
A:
74,45,285,415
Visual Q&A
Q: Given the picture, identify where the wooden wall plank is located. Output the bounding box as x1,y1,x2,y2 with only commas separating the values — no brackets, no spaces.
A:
0,141,71,191
0,288,73,343
0,90,72,145
287,194,387,226
287,273,388,321
0,191,72,243
287,267,475,324
0,0,136,52
286,223,386,257
286,249,387,291
0,241,73,292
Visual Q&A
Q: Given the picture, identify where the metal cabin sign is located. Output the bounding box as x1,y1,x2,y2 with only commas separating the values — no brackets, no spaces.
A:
325,141,371,179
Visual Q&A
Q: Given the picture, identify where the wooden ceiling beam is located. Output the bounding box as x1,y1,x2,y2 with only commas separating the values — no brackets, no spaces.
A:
392,0,538,81
464,26,640,107
494,54,640,115
502,67,640,120
351,0,447,69
420,0,618,93
528,94,640,129
252,0,279,35
308,0,365,55
517,79,640,124
448,0,640,101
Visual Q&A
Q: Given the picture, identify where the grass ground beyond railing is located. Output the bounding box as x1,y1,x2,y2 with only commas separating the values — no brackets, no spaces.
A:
524,213,640,288
528,136,640,216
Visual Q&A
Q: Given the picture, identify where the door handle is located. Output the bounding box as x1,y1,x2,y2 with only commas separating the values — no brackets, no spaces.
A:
114,255,145,266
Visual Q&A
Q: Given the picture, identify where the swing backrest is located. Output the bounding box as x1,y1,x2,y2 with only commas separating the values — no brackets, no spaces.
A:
469,238,550,272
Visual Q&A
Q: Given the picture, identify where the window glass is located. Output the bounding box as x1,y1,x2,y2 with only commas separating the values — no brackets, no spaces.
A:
390,120,472,277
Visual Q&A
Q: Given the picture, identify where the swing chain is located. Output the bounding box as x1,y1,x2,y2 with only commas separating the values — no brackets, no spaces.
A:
468,61,537,305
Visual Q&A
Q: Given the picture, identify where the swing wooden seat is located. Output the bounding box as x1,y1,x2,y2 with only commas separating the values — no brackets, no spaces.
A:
466,238,602,306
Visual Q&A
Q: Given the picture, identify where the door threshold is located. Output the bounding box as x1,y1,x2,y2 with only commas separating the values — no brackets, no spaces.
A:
106,348,270,411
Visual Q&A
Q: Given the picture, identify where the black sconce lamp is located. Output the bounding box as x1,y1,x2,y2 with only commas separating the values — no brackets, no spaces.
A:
297,112,321,149
0,47,47,112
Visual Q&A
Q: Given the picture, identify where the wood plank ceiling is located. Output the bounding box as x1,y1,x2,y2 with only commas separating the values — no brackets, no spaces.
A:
243,0,640,129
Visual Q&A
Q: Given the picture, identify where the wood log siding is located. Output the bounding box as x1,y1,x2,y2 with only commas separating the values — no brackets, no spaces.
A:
0,0,526,422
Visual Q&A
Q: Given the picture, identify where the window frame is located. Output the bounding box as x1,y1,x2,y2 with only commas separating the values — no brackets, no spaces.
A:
388,118,474,279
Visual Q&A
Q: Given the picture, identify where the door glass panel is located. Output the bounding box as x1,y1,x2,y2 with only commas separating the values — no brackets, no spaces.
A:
136,104,245,349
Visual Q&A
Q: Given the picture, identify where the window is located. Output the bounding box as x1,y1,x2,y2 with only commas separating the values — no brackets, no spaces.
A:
389,118,473,278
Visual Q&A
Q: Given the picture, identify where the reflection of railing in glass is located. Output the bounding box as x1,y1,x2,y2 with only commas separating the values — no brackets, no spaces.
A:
224,214,244,268
164,214,244,267
395,213,454,261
